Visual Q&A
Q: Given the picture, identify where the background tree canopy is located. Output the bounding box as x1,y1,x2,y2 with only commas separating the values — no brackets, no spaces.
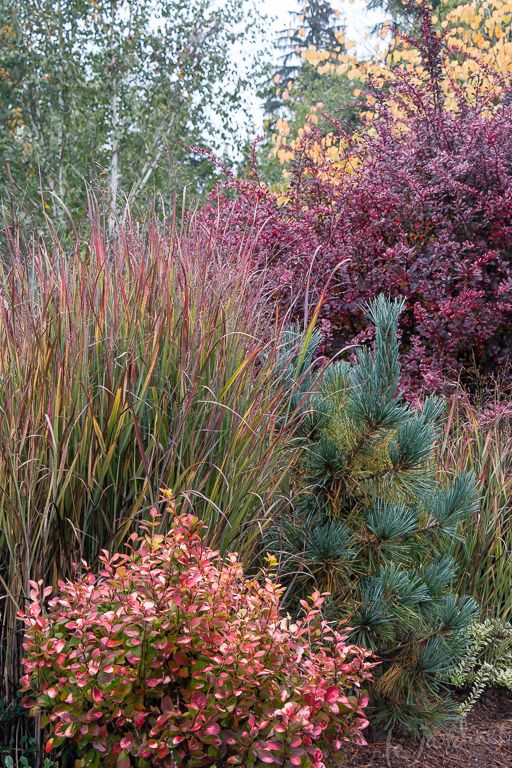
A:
0,0,265,221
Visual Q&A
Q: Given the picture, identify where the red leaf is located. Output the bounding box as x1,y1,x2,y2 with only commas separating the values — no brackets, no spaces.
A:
190,691,207,709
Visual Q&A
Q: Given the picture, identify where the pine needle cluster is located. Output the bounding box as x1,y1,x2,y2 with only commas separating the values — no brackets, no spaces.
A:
273,296,479,737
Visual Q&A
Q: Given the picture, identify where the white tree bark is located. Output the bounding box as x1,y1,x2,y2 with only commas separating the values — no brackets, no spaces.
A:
108,0,120,232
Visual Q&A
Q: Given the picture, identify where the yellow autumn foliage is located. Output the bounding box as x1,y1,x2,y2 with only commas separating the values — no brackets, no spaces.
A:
272,0,512,170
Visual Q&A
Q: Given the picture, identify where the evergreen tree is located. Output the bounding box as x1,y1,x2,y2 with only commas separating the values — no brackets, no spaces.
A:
275,0,344,85
264,0,345,121
273,296,479,737
259,1,351,183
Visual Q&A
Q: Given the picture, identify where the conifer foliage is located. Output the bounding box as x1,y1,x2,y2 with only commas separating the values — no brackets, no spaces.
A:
274,296,479,737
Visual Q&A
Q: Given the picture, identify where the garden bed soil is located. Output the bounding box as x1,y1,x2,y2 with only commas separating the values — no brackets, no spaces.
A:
345,690,512,767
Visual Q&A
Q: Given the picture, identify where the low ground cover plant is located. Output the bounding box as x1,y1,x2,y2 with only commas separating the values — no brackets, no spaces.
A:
450,619,512,715
270,296,479,737
20,506,373,768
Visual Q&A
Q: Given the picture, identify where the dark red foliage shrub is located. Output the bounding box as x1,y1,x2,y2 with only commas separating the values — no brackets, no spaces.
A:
205,22,512,392
20,507,373,768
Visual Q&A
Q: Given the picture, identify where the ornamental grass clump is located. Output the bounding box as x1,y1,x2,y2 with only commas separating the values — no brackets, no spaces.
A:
438,394,512,621
271,296,479,737
20,508,373,768
0,210,299,749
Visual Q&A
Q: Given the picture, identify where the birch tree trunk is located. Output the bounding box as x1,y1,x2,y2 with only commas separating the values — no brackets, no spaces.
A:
56,0,66,215
109,72,120,230
108,0,120,232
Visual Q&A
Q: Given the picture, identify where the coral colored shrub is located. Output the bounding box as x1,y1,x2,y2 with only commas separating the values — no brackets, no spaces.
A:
206,18,512,391
20,509,373,768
